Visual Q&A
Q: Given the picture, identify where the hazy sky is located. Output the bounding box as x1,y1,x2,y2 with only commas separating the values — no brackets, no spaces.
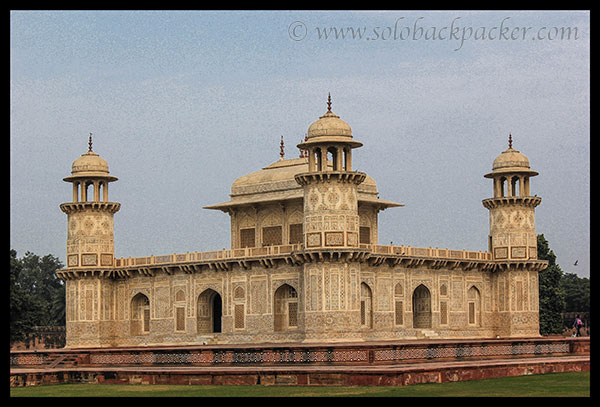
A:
10,10,589,277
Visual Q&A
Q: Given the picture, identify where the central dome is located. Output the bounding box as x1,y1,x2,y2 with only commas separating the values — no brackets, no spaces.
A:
203,157,404,211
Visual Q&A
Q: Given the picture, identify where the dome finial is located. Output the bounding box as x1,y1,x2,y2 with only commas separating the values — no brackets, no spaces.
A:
508,133,513,149
88,132,93,152
327,92,332,112
280,136,285,160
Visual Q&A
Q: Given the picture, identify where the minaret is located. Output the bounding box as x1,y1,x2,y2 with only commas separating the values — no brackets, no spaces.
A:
60,134,120,269
294,95,367,341
482,135,541,261
295,94,366,250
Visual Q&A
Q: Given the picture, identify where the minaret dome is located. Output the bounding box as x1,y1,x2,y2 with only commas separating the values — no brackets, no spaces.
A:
298,94,362,172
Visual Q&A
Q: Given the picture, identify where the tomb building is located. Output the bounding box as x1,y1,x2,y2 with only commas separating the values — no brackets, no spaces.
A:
57,97,546,347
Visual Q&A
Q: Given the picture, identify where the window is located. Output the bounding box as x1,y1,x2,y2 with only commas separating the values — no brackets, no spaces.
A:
262,225,282,246
233,286,245,330
360,227,371,244
175,307,185,331
240,228,255,248
395,301,404,325
394,282,404,326
174,289,186,332
288,303,298,327
143,309,150,333
440,282,448,325
468,303,475,324
440,301,448,325
234,304,245,329
289,223,303,244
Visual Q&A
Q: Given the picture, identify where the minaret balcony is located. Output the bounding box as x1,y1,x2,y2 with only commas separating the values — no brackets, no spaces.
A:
294,170,366,186
482,195,541,209
59,201,121,215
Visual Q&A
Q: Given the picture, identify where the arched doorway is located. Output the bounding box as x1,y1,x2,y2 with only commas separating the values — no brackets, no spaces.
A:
360,283,373,328
274,284,298,331
197,289,222,334
130,293,150,336
412,284,431,329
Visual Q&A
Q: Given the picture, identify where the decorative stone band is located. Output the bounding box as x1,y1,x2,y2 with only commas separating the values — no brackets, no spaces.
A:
11,338,581,368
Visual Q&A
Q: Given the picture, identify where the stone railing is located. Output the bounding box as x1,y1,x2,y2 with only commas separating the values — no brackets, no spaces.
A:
114,243,491,267
365,245,492,260
115,244,303,267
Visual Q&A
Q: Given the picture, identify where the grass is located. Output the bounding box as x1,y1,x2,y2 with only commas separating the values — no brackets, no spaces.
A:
10,371,589,397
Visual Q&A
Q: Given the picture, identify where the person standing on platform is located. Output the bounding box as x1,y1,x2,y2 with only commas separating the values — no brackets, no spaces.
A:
573,314,583,337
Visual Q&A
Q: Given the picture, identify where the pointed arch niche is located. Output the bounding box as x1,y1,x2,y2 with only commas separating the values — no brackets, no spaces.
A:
467,285,482,327
130,293,150,336
197,289,222,334
412,284,432,329
274,284,298,331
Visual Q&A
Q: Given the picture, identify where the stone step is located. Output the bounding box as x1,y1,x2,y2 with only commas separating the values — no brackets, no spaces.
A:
46,354,79,369
417,329,439,338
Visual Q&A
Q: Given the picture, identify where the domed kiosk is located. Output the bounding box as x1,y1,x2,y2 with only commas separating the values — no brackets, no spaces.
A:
484,134,539,198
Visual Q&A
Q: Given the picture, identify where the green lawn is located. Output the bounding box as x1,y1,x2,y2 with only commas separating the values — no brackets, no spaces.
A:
10,371,589,397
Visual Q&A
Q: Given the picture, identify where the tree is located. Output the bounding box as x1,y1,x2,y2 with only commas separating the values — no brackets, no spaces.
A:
10,250,65,344
537,234,566,335
10,249,39,343
18,251,65,325
561,272,590,313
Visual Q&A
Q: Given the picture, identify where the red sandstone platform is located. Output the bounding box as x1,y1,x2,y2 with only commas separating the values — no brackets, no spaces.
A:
10,337,590,387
